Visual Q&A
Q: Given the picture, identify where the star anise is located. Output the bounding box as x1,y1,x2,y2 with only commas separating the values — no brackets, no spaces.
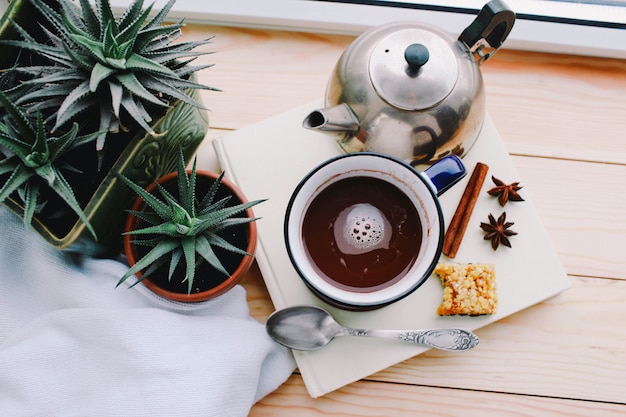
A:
487,176,524,206
480,212,517,250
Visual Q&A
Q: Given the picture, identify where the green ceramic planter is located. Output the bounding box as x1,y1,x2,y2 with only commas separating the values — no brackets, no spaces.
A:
3,88,209,256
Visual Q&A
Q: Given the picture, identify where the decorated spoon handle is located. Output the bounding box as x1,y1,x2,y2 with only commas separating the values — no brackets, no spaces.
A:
346,327,479,351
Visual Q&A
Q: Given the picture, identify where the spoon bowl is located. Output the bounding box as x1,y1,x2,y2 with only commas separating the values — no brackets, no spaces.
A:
266,305,479,352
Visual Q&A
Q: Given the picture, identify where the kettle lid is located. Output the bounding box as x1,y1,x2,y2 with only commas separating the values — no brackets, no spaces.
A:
369,27,458,111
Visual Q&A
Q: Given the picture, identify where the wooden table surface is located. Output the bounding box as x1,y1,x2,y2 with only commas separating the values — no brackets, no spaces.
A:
184,23,626,416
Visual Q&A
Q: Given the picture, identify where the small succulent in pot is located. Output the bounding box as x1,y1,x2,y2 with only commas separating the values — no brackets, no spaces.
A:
118,149,264,301
0,90,98,235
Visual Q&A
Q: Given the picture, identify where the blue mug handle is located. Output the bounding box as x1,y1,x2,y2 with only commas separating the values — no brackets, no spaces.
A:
423,155,467,196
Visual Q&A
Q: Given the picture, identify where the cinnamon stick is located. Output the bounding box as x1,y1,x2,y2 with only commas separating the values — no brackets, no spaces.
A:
442,162,489,258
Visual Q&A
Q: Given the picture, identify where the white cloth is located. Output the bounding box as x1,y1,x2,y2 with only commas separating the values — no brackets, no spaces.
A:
0,207,295,417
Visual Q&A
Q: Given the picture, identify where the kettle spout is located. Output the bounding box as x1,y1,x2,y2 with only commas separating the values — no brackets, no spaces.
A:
302,103,360,137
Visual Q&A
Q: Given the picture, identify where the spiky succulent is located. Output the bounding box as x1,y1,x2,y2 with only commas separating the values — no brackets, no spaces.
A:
0,55,36,110
0,90,97,236
117,149,264,295
3,0,216,155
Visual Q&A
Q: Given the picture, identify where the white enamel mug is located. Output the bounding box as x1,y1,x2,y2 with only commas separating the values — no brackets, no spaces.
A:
284,152,465,310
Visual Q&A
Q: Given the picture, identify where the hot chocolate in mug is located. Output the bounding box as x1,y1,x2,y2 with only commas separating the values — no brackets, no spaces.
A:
284,152,466,310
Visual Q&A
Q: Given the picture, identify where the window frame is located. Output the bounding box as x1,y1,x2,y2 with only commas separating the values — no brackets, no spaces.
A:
107,0,626,59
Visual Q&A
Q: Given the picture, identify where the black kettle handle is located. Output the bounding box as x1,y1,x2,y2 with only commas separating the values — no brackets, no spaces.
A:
459,0,515,64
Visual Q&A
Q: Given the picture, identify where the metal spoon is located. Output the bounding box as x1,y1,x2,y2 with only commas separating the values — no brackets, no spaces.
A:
265,305,479,352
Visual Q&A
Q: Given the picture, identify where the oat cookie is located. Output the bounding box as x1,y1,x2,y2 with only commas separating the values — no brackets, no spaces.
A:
434,263,497,316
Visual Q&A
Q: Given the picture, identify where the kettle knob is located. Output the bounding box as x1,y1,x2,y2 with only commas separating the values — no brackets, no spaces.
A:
404,43,429,72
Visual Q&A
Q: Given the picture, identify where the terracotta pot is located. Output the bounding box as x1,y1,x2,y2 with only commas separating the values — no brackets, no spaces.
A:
123,170,257,302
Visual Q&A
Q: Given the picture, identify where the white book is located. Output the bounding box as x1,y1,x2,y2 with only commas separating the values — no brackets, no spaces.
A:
213,99,570,397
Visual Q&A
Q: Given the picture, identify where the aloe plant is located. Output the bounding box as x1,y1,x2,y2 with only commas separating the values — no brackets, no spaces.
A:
2,0,216,158
0,90,97,236
118,150,264,295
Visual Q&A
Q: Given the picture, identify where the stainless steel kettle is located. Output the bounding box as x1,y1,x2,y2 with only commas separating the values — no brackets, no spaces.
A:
303,0,515,165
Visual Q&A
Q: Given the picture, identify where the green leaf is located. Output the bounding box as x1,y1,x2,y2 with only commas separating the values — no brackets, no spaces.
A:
215,216,260,230
0,40,71,65
118,174,172,219
117,3,153,46
124,221,181,237
102,20,121,60
8,18,38,44
140,75,208,110
117,238,180,288
48,124,80,160
139,255,168,282
204,232,250,257
55,80,92,129
61,41,95,70
172,63,217,82
55,94,99,134
0,164,33,204
21,183,41,230
66,127,102,153
129,236,162,247
34,162,56,185
0,90,36,143
117,71,166,107
197,196,230,217
96,0,118,38
90,62,117,92
176,150,195,214
20,69,86,86
29,0,69,44
118,0,146,31
124,53,178,78
168,248,182,282
119,92,158,135
181,237,197,294
77,0,100,38
68,33,107,63
125,209,162,226
153,182,181,211
0,158,19,176
195,234,229,277
144,0,176,29
134,23,183,52
0,133,32,161
194,203,258,232
32,113,49,159
152,38,214,56
62,3,93,40
49,168,97,239
170,206,193,234
199,171,225,208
